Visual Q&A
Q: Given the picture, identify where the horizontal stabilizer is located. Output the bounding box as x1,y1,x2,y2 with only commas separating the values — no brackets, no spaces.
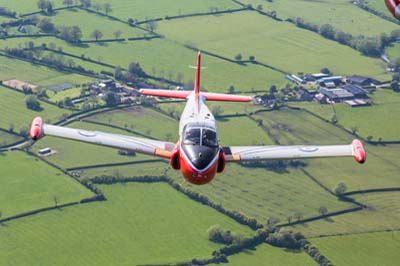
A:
139,89,253,102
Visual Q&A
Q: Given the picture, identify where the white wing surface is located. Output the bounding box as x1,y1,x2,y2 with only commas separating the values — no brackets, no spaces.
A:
223,140,366,164
42,124,175,158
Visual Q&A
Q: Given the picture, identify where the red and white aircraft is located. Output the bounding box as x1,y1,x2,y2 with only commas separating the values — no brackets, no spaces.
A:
30,52,366,185
385,0,400,20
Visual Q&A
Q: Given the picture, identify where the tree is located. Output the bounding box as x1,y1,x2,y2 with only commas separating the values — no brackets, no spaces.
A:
211,105,224,117
335,30,352,45
37,0,48,11
228,85,235,94
128,62,145,77
114,66,124,80
320,24,335,40
70,26,82,43
80,0,91,8
104,91,120,106
266,216,280,227
391,81,400,92
25,95,41,111
334,181,347,195
63,0,73,7
37,18,56,33
63,97,73,107
257,4,263,11
318,206,328,216
287,216,292,224
269,85,277,94
235,53,242,61
294,212,303,222
113,30,122,39
54,196,58,208
91,29,103,41
127,18,135,25
320,67,330,75
249,55,256,62
103,3,112,15
146,20,158,32
93,2,102,12
19,126,29,138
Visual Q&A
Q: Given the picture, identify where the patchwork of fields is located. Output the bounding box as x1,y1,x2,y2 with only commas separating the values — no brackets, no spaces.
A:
0,0,399,265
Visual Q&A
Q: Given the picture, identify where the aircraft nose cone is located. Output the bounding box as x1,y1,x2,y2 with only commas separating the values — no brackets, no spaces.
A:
182,145,218,170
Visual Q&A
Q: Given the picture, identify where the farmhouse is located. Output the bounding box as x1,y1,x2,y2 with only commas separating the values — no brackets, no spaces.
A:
296,88,315,101
317,76,343,87
342,84,369,98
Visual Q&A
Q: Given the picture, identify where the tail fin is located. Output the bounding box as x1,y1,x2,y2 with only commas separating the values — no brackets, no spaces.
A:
139,52,253,102
194,51,201,107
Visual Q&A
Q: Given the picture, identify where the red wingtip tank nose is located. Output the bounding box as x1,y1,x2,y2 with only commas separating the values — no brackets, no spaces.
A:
29,117,43,140
385,0,400,20
352,139,366,164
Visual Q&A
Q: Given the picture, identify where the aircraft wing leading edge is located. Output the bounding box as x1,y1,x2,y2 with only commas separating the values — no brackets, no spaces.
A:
42,124,175,158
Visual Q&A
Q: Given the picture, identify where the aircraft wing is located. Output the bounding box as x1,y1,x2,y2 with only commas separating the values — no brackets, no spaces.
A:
223,139,366,164
30,117,175,158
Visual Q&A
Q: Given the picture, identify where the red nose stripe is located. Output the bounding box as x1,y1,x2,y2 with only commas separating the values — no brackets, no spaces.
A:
352,139,366,164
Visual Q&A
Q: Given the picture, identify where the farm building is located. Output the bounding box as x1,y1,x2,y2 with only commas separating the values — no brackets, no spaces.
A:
344,99,371,107
296,88,315,101
342,84,369,98
317,76,343,87
38,147,52,155
347,75,381,86
317,88,354,103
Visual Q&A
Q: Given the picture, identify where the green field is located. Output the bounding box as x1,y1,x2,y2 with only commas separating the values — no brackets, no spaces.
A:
0,150,93,218
173,163,354,223
241,0,398,37
0,130,22,146
44,8,147,40
86,106,179,141
224,244,317,266
364,0,393,15
0,183,253,266
312,231,400,266
92,0,239,21
0,37,285,92
31,121,157,168
289,90,400,141
0,55,93,87
387,42,400,61
0,86,71,130
291,192,400,237
157,11,389,80
0,0,65,14
79,160,169,180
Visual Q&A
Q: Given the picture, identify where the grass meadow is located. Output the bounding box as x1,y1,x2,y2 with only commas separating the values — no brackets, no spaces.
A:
241,0,398,37
31,121,157,168
0,0,65,15
0,37,286,92
224,244,317,266
0,183,253,266
0,55,92,87
44,8,147,40
173,163,354,223
0,130,22,146
311,231,400,266
291,192,400,236
0,86,71,130
387,42,400,60
91,0,239,21
86,106,179,141
157,11,389,80
0,150,93,218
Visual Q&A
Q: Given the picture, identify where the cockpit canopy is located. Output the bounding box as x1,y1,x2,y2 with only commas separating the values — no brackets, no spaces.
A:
183,126,218,147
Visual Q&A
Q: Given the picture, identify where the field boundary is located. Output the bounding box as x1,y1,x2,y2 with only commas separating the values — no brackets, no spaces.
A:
66,159,167,171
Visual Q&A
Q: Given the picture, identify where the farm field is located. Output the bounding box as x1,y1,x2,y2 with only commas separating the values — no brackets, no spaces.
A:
0,150,93,219
311,231,400,266
44,8,148,40
0,183,253,266
364,0,393,15
241,0,398,37
289,90,400,141
175,163,355,223
0,86,71,130
0,37,285,92
79,160,169,180
46,87,82,102
31,121,155,168
91,0,239,21
0,0,65,15
86,106,178,141
0,55,93,87
224,244,317,266
387,42,400,60
157,11,389,80
0,130,22,146
291,192,400,236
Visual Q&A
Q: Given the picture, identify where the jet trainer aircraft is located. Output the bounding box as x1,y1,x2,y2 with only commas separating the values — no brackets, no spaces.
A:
30,52,366,185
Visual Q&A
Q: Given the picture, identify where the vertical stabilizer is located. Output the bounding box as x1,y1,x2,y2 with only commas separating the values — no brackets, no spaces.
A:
195,51,201,95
